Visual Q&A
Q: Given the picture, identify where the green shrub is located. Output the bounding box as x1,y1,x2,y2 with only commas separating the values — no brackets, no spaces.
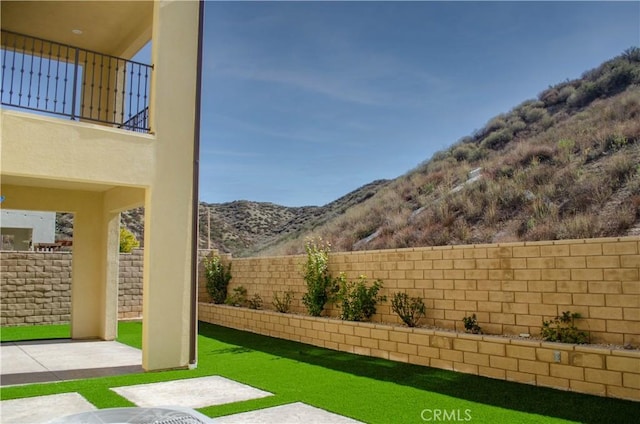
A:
248,293,263,310
301,237,334,316
541,311,589,344
522,107,547,124
481,128,514,150
604,153,636,186
225,286,248,307
204,254,232,304
336,273,385,322
622,46,640,62
557,213,601,239
567,81,602,108
119,227,140,253
557,139,576,163
462,314,482,334
391,292,426,327
272,290,294,313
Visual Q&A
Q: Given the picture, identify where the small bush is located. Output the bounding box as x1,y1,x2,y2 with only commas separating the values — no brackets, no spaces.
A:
301,237,335,316
604,154,636,186
225,286,248,307
119,227,140,253
248,293,263,310
557,213,601,239
336,273,385,322
481,128,514,150
523,107,547,124
541,311,589,344
557,139,576,163
272,290,294,313
462,314,482,334
204,254,232,304
391,292,426,327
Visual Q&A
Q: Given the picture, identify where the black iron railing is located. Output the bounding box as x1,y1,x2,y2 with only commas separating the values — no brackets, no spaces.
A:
1,30,152,133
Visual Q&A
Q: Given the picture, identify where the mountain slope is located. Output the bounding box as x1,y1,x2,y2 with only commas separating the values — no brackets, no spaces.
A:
251,48,640,256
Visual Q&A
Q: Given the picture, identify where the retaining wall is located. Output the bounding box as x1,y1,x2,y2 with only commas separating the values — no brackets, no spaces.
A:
198,303,640,401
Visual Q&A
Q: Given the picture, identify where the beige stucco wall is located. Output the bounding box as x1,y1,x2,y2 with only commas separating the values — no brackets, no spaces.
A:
139,0,201,371
0,111,155,186
1,0,201,371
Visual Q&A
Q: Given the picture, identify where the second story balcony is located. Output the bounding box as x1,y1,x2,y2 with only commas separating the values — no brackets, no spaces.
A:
1,30,152,133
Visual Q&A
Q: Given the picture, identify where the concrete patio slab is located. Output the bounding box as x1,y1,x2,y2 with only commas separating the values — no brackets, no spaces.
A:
10,339,142,371
1,340,143,386
215,402,364,424
0,392,96,424
111,376,273,409
0,344,49,374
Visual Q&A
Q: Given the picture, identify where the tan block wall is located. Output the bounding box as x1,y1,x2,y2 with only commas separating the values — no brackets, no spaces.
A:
217,237,639,346
198,303,640,401
1,249,147,325
0,251,72,325
118,248,144,319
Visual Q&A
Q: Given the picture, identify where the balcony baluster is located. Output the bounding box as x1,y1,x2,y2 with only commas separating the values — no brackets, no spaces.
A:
1,30,152,133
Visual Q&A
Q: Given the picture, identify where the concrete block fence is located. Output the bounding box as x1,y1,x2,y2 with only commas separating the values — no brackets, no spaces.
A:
202,237,639,346
1,251,72,325
1,249,144,325
1,248,218,326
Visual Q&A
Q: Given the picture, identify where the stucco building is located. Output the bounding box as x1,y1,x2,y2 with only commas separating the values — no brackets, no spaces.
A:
1,0,203,370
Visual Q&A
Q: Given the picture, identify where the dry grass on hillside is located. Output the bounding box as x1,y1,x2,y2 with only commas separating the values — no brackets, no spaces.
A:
262,82,640,256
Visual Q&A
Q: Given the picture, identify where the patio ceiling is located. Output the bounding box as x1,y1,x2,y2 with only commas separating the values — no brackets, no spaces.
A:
1,1,152,58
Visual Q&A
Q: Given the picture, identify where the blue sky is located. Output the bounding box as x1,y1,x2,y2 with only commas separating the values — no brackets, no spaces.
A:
198,1,640,207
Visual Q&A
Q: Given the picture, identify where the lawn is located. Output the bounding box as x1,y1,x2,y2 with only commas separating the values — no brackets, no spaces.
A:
1,322,638,423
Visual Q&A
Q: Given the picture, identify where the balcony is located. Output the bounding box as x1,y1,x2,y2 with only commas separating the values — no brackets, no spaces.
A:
1,30,152,133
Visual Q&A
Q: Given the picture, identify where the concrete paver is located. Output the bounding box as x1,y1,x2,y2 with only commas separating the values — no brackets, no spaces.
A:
215,402,364,424
111,375,273,408
0,393,96,424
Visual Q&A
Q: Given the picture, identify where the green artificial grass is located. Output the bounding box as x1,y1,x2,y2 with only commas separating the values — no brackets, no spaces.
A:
0,323,70,341
1,321,639,423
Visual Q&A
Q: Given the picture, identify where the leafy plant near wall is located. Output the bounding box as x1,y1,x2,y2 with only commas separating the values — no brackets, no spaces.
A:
541,311,589,344
462,314,482,334
248,293,263,310
273,290,294,313
119,227,140,253
391,292,426,327
335,273,385,322
225,286,248,307
204,254,232,304
301,237,335,316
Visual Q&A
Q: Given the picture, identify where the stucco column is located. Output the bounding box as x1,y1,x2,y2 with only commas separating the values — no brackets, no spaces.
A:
100,210,120,340
70,194,119,340
141,0,200,371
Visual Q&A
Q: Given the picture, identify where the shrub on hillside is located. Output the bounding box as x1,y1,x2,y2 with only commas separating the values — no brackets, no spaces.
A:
556,213,601,239
481,128,514,150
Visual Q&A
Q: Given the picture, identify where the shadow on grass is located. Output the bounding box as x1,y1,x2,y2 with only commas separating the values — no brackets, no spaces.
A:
199,321,640,424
